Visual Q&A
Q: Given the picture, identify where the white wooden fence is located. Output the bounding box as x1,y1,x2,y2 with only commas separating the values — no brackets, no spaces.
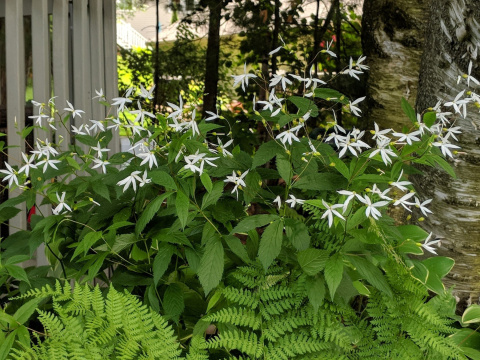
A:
117,19,148,49
0,0,119,264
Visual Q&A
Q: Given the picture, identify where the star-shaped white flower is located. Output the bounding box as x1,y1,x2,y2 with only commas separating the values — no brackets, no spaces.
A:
231,63,257,92
64,100,85,119
224,170,249,199
0,162,19,188
421,232,441,255
285,194,305,208
117,171,142,192
52,192,72,215
321,199,345,227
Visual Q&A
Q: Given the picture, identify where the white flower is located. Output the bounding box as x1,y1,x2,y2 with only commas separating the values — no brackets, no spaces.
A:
415,197,433,217
285,194,305,208
138,151,158,169
371,122,392,141
276,124,303,146
393,191,416,211
71,124,90,136
231,63,257,92
36,157,61,173
0,162,19,188
117,171,142,192
355,55,369,71
273,195,282,209
139,84,155,99
444,90,469,118
321,199,345,227
464,61,480,87
130,101,155,127
107,118,122,132
337,190,362,213
139,170,151,187
369,138,397,166
389,170,411,191
64,100,85,119
28,113,49,126
205,110,220,121
357,195,389,220
343,57,363,80
89,120,105,133
18,153,37,177
392,130,421,145
321,39,337,58
93,88,105,100
52,192,72,215
215,137,234,157
269,74,292,91
432,136,460,158
111,96,132,113
421,232,441,255
371,184,392,201
224,170,249,199
92,142,110,159
92,158,110,174
349,96,365,117
167,95,184,120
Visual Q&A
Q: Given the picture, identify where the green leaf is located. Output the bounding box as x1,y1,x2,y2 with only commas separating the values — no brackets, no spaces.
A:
450,328,480,350
66,156,81,170
285,218,310,251
276,153,292,185
176,190,190,229
423,256,454,279
4,255,31,265
231,214,279,234
135,192,172,235
153,243,174,286
288,96,319,117
329,156,350,179
463,304,480,324
198,237,224,295
0,207,21,223
398,239,424,255
13,297,43,324
85,252,109,282
110,233,139,253
258,219,284,270
252,141,282,168
401,97,416,123
352,280,370,296
314,88,349,104
293,173,346,191
206,288,224,313
5,265,30,285
423,111,436,127
397,225,429,242
306,276,325,312
72,231,103,260
224,235,251,263
411,260,429,284
324,254,343,298
163,283,185,322
92,180,110,202
201,181,224,210
298,249,329,276
150,170,177,190
0,328,17,360
346,255,393,297
200,172,213,192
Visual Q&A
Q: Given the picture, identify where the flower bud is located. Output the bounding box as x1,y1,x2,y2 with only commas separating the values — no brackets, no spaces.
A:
418,217,425,222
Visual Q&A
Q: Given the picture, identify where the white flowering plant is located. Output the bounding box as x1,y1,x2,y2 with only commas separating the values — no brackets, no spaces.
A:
1,49,476,358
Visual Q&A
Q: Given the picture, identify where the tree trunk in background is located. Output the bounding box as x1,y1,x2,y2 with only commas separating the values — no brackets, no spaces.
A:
414,0,480,307
361,0,428,130
202,0,222,117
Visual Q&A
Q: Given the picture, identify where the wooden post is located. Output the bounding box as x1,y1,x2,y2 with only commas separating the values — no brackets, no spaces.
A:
90,0,106,122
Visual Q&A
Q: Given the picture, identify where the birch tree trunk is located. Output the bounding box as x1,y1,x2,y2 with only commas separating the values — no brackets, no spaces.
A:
414,0,480,307
361,0,428,130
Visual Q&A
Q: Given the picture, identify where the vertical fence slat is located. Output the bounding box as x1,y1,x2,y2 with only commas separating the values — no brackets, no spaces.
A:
31,0,51,266
5,0,26,234
103,0,119,153
52,0,70,151
89,0,105,123
72,0,91,156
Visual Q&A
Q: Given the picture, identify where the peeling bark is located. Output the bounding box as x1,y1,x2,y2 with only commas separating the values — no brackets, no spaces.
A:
415,0,480,305
362,0,429,130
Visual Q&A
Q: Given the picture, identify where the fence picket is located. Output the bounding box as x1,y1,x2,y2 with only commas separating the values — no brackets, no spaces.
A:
52,0,71,151
104,0,120,153
31,0,51,266
5,0,26,234
89,0,106,123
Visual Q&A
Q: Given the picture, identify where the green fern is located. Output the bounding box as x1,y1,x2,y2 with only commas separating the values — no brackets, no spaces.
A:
9,281,182,360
